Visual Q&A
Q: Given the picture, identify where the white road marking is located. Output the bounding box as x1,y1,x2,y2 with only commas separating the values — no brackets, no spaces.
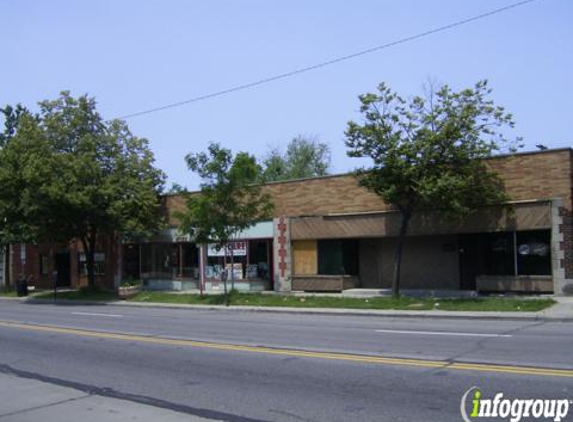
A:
374,329,512,338
71,312,124,318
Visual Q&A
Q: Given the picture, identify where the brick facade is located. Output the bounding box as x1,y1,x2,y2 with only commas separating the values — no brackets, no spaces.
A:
8,237,119,290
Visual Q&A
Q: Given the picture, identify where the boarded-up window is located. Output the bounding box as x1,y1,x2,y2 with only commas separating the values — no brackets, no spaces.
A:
292,240,317,275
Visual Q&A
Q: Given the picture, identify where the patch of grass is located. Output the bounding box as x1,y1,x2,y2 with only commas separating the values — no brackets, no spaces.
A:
432,297,555,312
27,286,555,312
128,292,555,312
129,291,229,305
34,287,118,302
0,286,17,297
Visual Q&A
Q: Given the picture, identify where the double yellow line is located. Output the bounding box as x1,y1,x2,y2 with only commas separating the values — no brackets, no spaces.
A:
1,320,571,378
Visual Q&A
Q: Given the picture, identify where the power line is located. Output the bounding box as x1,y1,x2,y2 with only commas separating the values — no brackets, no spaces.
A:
113,0,540,121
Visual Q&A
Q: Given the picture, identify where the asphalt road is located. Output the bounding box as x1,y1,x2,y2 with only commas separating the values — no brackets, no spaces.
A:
0,300,572,422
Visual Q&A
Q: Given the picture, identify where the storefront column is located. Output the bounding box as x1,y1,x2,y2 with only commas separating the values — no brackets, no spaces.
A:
551,198,571,295
273,217,292,292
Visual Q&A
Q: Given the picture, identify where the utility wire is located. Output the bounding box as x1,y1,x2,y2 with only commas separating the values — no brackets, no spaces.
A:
113,0,540,121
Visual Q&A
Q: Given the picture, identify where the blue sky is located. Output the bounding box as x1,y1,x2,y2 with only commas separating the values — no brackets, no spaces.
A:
1,0,571,189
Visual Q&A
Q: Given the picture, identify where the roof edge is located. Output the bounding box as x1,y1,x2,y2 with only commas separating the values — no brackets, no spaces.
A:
163,147,572,197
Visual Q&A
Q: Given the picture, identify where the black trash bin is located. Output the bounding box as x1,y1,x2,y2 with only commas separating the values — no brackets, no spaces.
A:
17,277,28,297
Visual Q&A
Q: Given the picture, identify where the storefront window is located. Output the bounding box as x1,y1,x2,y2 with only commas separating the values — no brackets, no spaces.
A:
317,240,359,275
516,230,551,275
140,243,199,279
78,252,105,276
463,230,552,278
483,232,515,276
248,240,271,280
180,243,200,279
205,240,271,280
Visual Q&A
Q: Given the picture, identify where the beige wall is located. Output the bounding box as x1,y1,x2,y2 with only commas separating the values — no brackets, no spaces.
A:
164,149,573,226
359,235,460,290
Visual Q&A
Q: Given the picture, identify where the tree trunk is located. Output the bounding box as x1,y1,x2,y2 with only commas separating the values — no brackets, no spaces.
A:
230,243,235,291
222,247,229,306
82,232,97,290
392,209,411,298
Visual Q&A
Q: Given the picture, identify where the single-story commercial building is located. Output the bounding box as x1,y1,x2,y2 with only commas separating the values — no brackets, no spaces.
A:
3,148,573,295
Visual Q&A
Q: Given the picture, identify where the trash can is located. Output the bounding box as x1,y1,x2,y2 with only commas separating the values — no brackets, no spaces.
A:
17,277,28,297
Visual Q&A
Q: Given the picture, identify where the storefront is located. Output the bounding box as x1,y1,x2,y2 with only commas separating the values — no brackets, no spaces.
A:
279,198,561,293
123,241,201,291
204,238,273,292
124,222,274,292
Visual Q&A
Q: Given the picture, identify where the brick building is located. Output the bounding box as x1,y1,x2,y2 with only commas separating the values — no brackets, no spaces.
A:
3,148,573,295
2,238,121,291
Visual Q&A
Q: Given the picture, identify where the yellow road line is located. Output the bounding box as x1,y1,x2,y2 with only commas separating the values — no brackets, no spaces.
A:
1,320,571,378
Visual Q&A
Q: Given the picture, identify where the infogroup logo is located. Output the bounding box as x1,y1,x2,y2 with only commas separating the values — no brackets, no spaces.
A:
460,387,571,422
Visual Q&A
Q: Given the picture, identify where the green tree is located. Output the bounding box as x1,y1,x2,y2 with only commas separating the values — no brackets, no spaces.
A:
178,142,273,302
166,182,188,194
263,135,331,182
0,92,166,288
345,81,517,297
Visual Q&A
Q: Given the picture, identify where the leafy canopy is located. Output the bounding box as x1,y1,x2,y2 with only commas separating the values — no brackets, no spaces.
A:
345,80,517,217
0,92,165,285
178,142,273,248
263,135,331,182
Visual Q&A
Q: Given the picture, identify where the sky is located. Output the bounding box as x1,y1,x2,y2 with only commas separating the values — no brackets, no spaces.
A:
1,0,571,190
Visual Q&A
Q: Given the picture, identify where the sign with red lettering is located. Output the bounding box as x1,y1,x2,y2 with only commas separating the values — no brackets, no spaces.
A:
207,242,247,257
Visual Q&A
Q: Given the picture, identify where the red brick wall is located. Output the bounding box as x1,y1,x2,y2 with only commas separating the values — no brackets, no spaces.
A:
10,237,119,291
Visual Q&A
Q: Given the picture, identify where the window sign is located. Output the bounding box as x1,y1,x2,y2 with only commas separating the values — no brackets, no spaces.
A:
226,263,243,280
517,242,549,257
207,242,247,257
40,255,49,275
78,253,106,276
79,253,105,262
516,230,551,275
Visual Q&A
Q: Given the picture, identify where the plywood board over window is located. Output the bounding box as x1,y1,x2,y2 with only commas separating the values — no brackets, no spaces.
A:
292,240,317,275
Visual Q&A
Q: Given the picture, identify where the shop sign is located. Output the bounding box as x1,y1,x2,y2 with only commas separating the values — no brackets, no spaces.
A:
207,242,247,257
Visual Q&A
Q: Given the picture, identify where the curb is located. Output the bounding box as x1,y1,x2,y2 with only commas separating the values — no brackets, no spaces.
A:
2,296,571,322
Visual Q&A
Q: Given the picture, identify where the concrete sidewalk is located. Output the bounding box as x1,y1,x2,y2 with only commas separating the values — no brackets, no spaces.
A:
1,295,573,321
0,372,217,422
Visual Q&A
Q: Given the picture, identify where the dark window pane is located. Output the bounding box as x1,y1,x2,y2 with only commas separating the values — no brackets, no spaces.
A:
516,230,551,275
247,240,271,280
318,240,358,275
483,232,515,276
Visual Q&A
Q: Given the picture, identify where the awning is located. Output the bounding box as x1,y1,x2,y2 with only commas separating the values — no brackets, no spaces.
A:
290,201,552,240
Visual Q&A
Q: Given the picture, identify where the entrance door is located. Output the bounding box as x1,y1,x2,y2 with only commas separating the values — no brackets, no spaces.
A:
55,252,71,287
458,234,480,290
